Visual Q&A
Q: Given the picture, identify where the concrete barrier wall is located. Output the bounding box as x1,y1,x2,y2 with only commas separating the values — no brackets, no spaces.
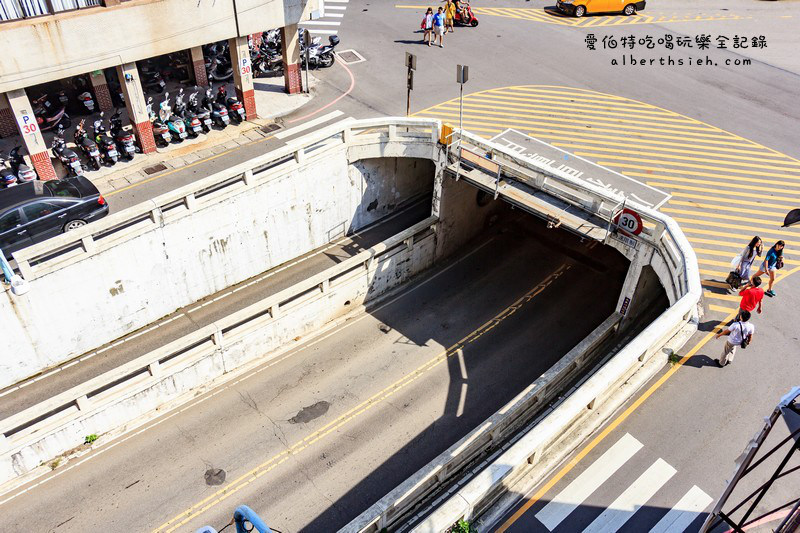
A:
1,221,437,485
0,150,434,389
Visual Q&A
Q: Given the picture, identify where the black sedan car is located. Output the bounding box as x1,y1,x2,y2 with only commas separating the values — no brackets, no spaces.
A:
0,177,109,259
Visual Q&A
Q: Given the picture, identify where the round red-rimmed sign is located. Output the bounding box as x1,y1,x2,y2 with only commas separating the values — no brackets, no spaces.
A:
614,208,643,236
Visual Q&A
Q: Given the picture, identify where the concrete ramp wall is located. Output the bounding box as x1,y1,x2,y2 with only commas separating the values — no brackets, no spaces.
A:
0,140,434,388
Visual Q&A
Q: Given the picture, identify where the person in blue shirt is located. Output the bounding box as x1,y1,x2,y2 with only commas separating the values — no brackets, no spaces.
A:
754,240,785,297
432,7,446,48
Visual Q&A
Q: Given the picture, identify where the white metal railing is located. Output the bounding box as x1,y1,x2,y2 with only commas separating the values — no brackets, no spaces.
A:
11,117,440,281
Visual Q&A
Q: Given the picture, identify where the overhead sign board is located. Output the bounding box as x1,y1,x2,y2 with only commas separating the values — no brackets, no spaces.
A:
490,129,670,210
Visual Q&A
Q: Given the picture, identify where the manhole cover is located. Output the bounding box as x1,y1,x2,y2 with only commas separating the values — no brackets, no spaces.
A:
337,49,366,65
143,163,168,175
261,123,281,134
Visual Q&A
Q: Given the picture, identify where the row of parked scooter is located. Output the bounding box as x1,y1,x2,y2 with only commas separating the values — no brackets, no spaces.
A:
148,86,246,147
204,29,340,82
0,85,247,187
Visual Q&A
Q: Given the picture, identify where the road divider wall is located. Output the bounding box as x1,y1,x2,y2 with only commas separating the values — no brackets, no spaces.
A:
0,216,438,488
0,119,440,389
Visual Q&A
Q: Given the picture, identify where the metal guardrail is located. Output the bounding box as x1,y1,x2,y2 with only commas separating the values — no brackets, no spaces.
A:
0,216,438,456
11,117,440,281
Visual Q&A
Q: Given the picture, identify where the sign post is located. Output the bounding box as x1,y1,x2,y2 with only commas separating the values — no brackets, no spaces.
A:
454,64,469,182
405,52,416,116
304,29,311,94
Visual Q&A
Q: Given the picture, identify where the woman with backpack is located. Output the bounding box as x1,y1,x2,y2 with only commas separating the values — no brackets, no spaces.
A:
421,8,434,46
753,240,785,297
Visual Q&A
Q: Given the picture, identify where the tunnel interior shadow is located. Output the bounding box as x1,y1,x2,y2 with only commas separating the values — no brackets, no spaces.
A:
300,196,645,531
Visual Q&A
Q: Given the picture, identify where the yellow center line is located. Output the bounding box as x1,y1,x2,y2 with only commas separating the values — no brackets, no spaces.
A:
155,265,571,531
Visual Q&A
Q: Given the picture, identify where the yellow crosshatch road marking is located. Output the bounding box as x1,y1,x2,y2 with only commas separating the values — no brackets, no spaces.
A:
393,5,749,26
413,83,800,321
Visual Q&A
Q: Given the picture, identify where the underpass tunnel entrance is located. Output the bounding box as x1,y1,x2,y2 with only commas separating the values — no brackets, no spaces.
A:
317,174,649,530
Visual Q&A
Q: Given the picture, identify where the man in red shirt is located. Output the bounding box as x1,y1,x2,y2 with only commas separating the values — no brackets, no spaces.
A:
737,276,764,321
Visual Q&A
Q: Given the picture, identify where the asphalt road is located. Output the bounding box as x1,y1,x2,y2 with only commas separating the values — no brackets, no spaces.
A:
3,0,800,529
1,214,628,532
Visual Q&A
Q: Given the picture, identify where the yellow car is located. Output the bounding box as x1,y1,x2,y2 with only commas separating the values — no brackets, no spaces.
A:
556,0,646,17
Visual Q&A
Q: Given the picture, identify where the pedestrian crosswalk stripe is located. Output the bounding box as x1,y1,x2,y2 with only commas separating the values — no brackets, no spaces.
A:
648,485,713,533
414,85,800,320
671,195,800,211
669,201,796,219
646,174,800,196
582,458,676,533
663,208,800,229
703,291,740,302
568,145,800,167
655,185,800,203
535,433,643,531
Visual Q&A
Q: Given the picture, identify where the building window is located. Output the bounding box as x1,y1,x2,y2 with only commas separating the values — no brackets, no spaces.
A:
1,0,103,22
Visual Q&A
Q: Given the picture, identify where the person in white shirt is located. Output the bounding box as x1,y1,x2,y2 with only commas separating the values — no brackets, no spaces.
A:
714,310,755,367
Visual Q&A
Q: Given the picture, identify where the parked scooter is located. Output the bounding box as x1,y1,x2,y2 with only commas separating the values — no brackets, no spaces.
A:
173,89,203,138
207,56,234,82
32,94,71,131
109,109,137,160
77,91,96,114
0,153,17,188
52,127,84,177
142,70,166,93
216,86,245,124
188,88,213,133
203,87,230,128
252,48,283,76
147,97,172,147
9,147,36,183
74,119,102,171
159,92,187,142
93,112,119,165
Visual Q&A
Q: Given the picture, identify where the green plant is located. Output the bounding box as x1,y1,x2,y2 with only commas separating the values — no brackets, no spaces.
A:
84,433,98,444
452,519,477,533
668,352,681,365
49,458,61,470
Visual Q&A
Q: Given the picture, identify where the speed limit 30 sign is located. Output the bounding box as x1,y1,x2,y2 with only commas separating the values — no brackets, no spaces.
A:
614,208,643,236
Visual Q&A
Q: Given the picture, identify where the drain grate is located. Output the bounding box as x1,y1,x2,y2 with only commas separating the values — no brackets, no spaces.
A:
261,123,281,134
142,163,168,175
336,49,366,65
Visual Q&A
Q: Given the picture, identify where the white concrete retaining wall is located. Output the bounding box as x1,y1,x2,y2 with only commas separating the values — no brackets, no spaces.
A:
0,121,437,389
0,218,437,486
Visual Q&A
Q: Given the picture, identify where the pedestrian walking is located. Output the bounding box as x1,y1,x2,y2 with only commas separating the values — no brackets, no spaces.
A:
735,276,764,321
728,235,762,288
715,310,755,367
443,0,456,32
432,7,446,47
753,240,785,297
421,7,434,46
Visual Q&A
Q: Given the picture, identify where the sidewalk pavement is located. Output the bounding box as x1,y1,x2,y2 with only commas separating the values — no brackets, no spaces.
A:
89,74,318,198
